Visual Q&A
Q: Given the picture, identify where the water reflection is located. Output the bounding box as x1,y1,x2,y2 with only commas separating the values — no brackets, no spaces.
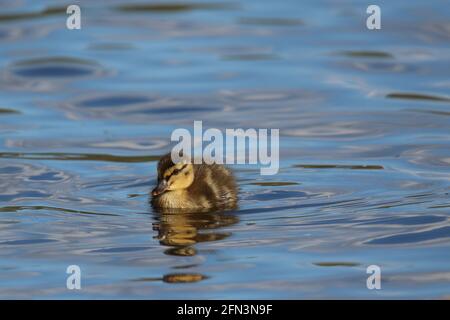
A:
115,2,237,13
386,92,450,102
0,108,20,115
132,273,208,283
0,6,65,22
0,152,160,163
152,210,239,255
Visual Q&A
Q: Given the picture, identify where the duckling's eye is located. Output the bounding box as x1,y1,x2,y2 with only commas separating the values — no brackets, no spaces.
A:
170,164,188,177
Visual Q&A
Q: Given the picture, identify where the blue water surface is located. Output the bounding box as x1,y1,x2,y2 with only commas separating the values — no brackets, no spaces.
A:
0,0,449,299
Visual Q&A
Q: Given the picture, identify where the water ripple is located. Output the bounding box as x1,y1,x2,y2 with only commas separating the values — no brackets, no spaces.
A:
0,152,160,163
8,56,105,79
366,226,450,245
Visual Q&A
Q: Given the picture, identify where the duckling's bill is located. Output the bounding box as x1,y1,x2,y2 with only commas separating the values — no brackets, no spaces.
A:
152,179,168,196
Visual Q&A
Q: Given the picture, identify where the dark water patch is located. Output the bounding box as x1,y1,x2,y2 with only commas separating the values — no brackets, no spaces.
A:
366,226,450,245
127,193,144,198
221,54,279,61
0,152,160,163
0,166,22,174
0,206,118,216
313,262,360,267
0,108,20,115
338,51,393,58
13,66,93,78
238,17,304,26
78,95,151,108
249,182,299,186
0,191,49,202
0,6,65,22
406,109,450,117
29,171,64,182
116,2,236,13
405,192,435,199
294,164,383,170
0,238,57,246
361,215,446,226
429,204,450,209
386,93,450,103
172,264,200,269
11,56,102,79
0,220,19,225
0,205,118,216
372,200,430,210
14,57,98,67
89,246,152,254
0,206,20,213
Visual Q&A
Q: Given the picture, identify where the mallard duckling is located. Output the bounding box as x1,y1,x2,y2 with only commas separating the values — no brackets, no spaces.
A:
151,153,238,211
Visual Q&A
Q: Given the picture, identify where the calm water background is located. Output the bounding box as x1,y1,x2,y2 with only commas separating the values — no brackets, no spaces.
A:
0,0,449,299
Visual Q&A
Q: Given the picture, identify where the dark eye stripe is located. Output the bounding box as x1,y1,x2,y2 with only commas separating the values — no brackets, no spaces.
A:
169,164,188,178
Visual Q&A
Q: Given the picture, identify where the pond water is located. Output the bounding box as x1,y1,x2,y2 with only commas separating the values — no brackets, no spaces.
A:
0,0,449,299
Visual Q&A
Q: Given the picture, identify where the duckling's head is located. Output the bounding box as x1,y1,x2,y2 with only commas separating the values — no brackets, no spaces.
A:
152,157,194,196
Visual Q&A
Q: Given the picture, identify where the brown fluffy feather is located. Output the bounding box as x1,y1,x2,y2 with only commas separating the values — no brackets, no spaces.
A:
151,153,238,212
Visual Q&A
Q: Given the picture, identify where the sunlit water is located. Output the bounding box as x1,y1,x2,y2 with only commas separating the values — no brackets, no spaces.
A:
0,0,449,299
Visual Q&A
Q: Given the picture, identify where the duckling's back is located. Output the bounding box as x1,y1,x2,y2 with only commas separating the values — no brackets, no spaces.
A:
189,163,238,210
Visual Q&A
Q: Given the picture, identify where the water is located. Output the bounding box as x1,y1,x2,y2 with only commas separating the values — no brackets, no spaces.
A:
0,0,449,299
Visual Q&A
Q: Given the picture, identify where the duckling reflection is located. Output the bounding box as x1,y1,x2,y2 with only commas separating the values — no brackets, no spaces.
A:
133,273,208,284
152,210,239,256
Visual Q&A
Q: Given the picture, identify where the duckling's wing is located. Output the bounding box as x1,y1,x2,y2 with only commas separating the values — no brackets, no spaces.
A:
216,189,238,208
209,164,238,208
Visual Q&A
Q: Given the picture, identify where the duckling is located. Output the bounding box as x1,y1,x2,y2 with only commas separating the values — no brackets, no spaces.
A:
151,153,238,211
